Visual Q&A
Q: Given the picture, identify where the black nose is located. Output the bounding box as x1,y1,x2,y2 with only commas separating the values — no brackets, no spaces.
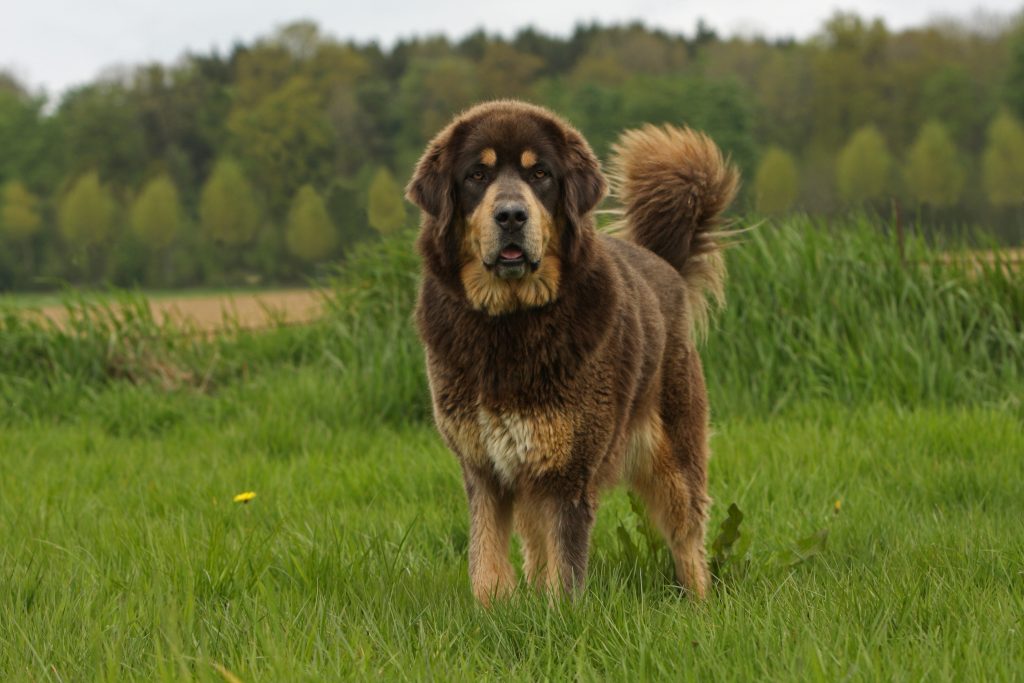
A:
493,202,528,232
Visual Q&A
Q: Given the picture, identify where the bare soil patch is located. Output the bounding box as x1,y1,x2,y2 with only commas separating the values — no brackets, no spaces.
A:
35,289,326,333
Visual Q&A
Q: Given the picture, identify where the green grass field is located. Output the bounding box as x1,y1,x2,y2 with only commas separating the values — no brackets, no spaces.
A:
1,216,1022,680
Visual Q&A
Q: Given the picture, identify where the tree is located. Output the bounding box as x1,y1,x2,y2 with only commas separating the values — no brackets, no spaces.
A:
477,42,544,99
227,75,335,212
57,82,148,188
130,174,181,249
367,167,407,236
396,55,480,163
1006,24,1024,118
754,148,800,214
58,171,116,249
285,184,337,262
836,125,892,204
0,181,42,241
199,158,260,246
0,87,60,191
902,120,964,207
981,110,1024,207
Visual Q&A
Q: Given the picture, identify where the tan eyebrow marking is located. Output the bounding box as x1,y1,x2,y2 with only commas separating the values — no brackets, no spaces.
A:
520,149,537,167
480,148,497,166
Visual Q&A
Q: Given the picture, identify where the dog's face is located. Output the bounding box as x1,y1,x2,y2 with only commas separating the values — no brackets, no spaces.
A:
407,101,606,314
459,144,558,281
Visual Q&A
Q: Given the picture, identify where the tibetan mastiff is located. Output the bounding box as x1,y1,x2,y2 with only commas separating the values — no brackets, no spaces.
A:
406,100,738,605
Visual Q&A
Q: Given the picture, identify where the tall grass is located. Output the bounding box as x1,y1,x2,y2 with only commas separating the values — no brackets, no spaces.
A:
707,215,1024,416
0,293,215,422
1,217,1021,425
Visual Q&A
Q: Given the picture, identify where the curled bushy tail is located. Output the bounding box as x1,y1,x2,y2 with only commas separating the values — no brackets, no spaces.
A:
608,124,740,336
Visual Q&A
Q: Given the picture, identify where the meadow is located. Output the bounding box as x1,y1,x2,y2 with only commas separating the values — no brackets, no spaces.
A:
1,216,1022,681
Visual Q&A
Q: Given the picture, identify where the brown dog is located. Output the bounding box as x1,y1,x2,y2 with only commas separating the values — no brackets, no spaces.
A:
406,100,738,605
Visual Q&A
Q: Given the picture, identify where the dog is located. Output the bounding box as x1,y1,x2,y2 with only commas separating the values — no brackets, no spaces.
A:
406,100,738,605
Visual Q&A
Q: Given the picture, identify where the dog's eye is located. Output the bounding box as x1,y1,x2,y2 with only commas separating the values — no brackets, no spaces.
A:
469,170,486,182
531,168,548,180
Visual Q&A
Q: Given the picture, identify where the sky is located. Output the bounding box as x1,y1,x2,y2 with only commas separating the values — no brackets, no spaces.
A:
2,0,1022,98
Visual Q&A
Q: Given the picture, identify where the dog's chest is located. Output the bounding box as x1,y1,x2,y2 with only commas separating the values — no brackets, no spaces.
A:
439,406,573,482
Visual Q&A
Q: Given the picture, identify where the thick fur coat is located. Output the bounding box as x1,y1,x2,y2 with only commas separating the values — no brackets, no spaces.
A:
406,100,738,604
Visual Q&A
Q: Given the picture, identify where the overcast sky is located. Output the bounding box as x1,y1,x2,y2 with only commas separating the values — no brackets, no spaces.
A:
2,0,1022,98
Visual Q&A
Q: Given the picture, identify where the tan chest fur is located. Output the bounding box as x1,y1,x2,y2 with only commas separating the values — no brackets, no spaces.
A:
436,407,574,483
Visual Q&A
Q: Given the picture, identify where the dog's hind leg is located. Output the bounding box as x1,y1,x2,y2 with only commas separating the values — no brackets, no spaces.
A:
629,433,710,597
464,469,516,606
628,353,712,598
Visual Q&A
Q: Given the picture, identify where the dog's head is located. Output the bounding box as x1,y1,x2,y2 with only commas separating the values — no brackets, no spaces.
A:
407,101,606,314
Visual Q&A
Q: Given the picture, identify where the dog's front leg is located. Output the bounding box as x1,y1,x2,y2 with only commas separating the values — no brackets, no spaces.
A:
463,469,515,606
551,493,597,596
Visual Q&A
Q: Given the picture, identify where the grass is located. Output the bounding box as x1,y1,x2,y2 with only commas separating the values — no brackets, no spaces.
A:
1,398,1021,681
1,214,1022,680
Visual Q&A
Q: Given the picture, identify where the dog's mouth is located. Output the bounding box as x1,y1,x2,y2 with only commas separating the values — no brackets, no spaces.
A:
488,244,538,280
499,245,525,264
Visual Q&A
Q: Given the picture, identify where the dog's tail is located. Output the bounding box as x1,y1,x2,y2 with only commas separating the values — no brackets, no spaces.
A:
608,125,739,336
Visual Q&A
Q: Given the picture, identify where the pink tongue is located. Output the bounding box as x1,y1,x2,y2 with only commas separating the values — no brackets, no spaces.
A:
500,246,524,260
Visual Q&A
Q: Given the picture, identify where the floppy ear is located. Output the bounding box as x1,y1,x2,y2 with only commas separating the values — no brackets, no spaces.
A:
560,128,607,263
406,140,454,227
406,124,466,275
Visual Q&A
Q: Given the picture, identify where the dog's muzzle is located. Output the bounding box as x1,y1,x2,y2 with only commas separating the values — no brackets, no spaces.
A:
486,201,539,279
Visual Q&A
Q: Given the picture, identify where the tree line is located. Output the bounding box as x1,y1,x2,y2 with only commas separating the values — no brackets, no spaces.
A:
1,13,1023,289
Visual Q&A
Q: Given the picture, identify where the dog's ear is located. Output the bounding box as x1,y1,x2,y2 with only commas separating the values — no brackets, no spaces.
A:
407,123,469,274
407,140,453,227
560,127,607,263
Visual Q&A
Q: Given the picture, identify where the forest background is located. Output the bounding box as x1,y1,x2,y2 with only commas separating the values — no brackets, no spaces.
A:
2,13,1023,290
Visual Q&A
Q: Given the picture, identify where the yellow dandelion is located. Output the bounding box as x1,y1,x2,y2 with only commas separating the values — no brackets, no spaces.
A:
833,499,842,513
233,491,256,504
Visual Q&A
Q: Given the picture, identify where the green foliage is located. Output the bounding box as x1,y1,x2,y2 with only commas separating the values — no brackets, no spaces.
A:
754,147,799,214
0,89,59,190
3,216,1021,425
1005,23,1024,118
920,65,991,148
707,215,1023,415
477,42,545,99
709,502,748,577
227,75,335,213
130,174,181,249
285,184,337,263
3,18,1024,290
836,124,892,204
58,82,148,187
199,158,260,246
902,120,965,207
319,231,428,424
981,110,1024,207
0,180,41,241
367,167,408,236
58,171,116,249
544,74,757,181
0,294,211,412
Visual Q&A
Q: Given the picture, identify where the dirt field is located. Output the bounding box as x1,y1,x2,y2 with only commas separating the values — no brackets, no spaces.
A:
35,289,326,333
926,246,1024,276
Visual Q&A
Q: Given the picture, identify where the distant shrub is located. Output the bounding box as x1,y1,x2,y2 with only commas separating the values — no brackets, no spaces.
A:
754,147,799,214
